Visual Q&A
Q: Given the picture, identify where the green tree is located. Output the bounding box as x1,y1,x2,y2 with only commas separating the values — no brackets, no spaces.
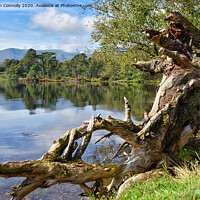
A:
46,56,58,78
1,59,20,78
62,53,89,78
37,52,56,79
1,59,11,73
8,63,24,77
88,57,104,78
55,62,62,79
20,48,37,76
27,64,41,79
2,59,20,73
91,0,200,67
62,60,72,77
70,53,88,78
0,65,5,72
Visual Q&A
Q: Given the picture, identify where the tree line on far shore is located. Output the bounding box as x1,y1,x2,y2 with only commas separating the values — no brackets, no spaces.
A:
0,48,151,82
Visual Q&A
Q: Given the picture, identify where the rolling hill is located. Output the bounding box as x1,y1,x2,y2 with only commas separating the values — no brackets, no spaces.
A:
0,48,76,63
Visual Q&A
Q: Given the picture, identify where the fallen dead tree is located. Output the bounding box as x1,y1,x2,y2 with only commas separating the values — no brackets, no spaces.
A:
1,12,200,200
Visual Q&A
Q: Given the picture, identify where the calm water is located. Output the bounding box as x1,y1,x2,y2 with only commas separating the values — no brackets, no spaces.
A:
0,80,156,200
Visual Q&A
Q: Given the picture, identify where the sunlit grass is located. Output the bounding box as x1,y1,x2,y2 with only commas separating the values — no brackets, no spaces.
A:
118,162,200,200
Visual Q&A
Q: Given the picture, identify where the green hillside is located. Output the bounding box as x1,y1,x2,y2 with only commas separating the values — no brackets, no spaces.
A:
0,48,76,62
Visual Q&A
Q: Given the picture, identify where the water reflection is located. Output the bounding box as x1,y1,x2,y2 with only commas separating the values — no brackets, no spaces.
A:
0,80,156,199
0,80,156,120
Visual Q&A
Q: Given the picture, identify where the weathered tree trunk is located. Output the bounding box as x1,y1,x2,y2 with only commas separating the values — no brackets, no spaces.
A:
0,12,200,200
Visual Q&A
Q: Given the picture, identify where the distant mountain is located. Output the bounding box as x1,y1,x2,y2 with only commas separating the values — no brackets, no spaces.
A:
0,48,76,62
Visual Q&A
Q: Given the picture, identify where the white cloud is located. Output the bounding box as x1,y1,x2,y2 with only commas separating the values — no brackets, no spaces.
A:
58,35,90,53
81,16,94,33
0,30,6,34
30,8,94,33
0,37,56,51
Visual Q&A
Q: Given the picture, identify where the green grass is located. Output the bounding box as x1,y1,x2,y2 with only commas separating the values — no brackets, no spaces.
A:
117,163,200,200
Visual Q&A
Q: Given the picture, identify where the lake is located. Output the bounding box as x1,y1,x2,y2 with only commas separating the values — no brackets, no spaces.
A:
0,80,156,200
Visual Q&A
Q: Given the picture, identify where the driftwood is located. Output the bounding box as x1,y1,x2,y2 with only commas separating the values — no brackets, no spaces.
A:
1,12,200,199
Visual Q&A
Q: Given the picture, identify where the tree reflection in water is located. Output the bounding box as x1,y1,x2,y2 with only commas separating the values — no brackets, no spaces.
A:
0,80,156,121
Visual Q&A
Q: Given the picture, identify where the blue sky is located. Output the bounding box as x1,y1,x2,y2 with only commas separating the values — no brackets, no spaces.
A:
0,0,94,52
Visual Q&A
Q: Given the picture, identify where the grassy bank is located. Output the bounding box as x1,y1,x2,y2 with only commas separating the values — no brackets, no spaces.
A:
117,163,200,200
116,136,200,200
